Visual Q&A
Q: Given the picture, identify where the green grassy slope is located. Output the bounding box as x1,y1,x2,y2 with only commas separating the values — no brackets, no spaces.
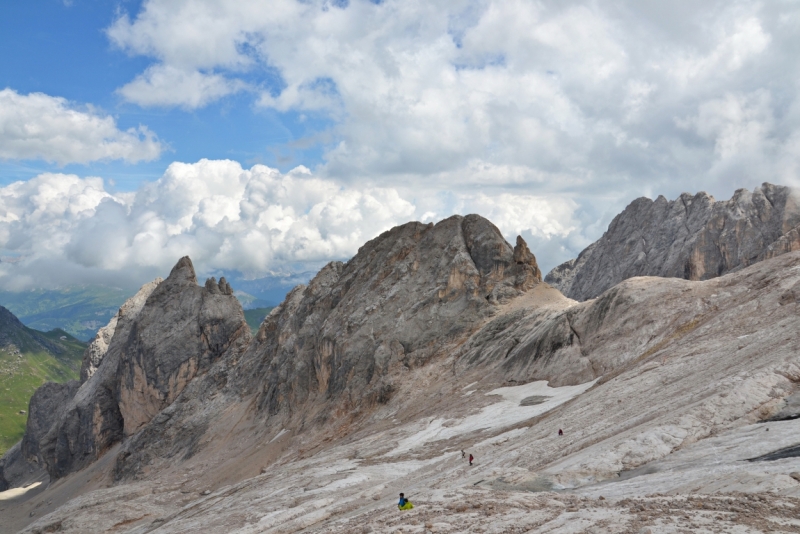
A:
0,307,86,454
244,307,274,335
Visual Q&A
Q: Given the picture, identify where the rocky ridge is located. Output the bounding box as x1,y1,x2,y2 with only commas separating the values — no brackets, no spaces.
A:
1,203,799,533
546,182,800,300
80,279,162,382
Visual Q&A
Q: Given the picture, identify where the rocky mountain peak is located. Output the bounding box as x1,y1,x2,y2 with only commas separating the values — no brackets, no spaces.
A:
3,203,800,533
166,255,198,286
230,215,544,421
0,305,25,329
546,182,800,300
5,256,254,480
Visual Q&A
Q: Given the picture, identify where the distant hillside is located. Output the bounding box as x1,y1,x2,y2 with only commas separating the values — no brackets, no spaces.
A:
0,306,86,454
0,286,130,341
243,307,274,335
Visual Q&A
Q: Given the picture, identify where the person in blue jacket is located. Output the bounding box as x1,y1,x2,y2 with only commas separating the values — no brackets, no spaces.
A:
398,492,414,510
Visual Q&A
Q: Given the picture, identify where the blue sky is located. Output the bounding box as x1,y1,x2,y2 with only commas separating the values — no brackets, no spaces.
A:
0,0,799,292
0,0,328,191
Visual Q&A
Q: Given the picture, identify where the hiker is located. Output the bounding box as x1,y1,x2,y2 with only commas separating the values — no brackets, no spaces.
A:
398,492,414,510
469,453,474,466
461,450,465,459
558,429,563,436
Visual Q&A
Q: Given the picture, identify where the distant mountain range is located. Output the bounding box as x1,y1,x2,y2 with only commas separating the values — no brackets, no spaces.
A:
0,306,86,454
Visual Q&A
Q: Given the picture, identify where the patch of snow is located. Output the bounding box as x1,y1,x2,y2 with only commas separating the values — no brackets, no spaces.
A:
389,379,598,455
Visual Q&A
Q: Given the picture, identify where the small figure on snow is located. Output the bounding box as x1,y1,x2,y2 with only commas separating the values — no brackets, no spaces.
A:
461,450,466,459
469,453,474,466
398,492,414,510
558,429,563,436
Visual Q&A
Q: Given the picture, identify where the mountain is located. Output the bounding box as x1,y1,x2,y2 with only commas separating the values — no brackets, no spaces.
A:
545,182,800,300
0,307,86,455
2,206,799,533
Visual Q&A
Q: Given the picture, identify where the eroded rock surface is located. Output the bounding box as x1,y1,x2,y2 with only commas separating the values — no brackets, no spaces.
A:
4,207,800,534
0,381,78,491
111,216,544,478
116,258,248,436
546,182,800,300
80,279,162,382
36,258,249,480
244,215,541,418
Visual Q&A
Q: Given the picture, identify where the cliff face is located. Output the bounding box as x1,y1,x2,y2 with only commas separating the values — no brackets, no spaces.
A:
546,183,800,301
4,258,250,481
110,215,544,478
80,279,162,382
245,215,542,418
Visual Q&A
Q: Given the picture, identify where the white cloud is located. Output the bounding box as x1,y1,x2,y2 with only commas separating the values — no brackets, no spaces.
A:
117,65,248,108
0,89,163,165
0,159,579,289
1,0,782,286
104,1,800,199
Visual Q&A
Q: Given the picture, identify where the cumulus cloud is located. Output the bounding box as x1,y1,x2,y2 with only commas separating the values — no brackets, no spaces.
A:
0,89,163,165
117,65,248,108
105,0,800,199
0,159,577,289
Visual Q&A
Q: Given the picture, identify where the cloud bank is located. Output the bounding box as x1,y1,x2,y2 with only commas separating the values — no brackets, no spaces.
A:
0,89,163,165
107,0,800,196
0,159,577,290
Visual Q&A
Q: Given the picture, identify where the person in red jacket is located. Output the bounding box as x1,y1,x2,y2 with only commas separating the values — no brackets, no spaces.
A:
469,453,474,466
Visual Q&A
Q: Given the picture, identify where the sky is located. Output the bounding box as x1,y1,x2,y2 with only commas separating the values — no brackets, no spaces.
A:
1,0,799,292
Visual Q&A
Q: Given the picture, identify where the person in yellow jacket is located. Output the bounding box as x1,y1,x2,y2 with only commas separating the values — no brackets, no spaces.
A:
398,492,414,510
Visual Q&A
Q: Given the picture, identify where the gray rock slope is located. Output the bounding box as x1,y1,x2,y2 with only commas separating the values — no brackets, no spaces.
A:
2,258,249,483
546,182,800,301
80,278,162,382
111,215,544,478
248,215,542,416
6,229,800,533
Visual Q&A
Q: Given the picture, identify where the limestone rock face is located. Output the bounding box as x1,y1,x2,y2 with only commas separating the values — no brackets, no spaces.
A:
0,381,79,490
546,183,800,300
116,259,249,436
242,215,540,417
80,278,162,382
21,381,81,466
110,216,543,479
513,235,542,289
37,258,249,479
